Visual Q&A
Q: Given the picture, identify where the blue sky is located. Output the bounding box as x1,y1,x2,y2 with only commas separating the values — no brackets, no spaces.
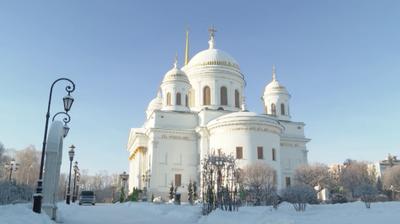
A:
0,1,399,175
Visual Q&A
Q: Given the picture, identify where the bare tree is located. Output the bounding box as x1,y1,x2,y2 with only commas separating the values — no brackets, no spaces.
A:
14,145,40,188
0,142,11,180
382,165,400,199
241,162,276,206
57,173,67,201
280,185,317,212
294,163,331,193
354,184,378,208
340,161,375,198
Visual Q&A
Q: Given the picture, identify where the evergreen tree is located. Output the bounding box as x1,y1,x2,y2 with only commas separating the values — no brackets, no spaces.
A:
169,182,174,200
119,186,125,203
193,181,198,201
188,180,193,205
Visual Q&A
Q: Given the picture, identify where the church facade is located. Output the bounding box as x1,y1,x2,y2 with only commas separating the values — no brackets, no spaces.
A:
126,29,310,199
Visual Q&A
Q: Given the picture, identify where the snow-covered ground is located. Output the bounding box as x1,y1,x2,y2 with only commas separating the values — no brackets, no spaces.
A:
1,201,400,224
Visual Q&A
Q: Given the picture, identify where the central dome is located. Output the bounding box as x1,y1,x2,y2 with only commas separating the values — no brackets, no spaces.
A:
187,48,240,69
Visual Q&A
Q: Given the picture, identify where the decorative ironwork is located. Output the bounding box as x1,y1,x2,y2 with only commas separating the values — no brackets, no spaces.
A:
52,111,71,124
201,150,240,215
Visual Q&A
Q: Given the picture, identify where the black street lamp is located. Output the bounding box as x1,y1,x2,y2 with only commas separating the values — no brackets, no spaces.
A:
72,161,79,203
66,145,75,204
33,78,75,213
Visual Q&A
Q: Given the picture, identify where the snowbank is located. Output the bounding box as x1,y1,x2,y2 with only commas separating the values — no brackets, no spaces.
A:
1,201,400,224
0,203,53,224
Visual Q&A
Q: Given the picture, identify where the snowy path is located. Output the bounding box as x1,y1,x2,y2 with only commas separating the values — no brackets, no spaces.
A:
1,201,400,224
57,203,202,224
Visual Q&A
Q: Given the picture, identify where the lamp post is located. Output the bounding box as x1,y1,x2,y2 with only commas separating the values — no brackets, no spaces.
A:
141,170,151,200
66,145,75,204
119,171,129,202
5,159,19,182
33,78,75,213
72,161,79,203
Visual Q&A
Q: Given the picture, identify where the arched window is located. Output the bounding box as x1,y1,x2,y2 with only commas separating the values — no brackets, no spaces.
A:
176,92,181,105
281,103,285,115
235,90,240,108
203,86,211,105
271,103,276,115
220,86,227,105
185,94,188,107
166,92,171,106
272,148,276,161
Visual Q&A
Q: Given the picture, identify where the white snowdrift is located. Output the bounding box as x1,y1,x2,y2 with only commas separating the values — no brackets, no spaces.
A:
1,201,400,224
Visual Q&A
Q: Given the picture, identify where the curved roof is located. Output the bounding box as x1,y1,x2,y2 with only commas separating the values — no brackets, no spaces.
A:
187,48,240,70
162,64,190,84
207,111,283,131
146,92,162,112
264,79,289,95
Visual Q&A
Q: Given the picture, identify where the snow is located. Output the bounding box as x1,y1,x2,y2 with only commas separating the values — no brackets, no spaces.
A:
1,201,400,224
0,203,53,224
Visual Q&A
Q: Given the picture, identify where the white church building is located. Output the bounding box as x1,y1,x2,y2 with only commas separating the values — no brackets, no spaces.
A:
127,29,310,199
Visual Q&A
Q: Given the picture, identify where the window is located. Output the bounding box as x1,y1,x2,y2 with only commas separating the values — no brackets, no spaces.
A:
271,103,276,115
203,86,211,105
166,92,171,106
281,103,285,115
235,90,240,108
272,148,276,161
220,86,227,105
176,92,181,105
185,95,188,107
175,174,182,187
257,147,264,159
236,147,243,159
285,177,291,187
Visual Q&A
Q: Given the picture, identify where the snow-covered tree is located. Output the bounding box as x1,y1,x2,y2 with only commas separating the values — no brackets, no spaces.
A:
14,145,40,187
0,142,11,180
280,185,317,212
340,161,375,198
294,163,331,193
382,165,400,199
241,162,276,206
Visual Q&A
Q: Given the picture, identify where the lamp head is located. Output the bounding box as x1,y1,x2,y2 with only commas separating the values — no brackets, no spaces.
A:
63,94,74,112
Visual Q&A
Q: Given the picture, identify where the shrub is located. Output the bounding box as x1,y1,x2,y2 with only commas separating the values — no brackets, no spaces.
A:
354,184,378,209
330,193,348,204
127,187,141,202
280,185,317,212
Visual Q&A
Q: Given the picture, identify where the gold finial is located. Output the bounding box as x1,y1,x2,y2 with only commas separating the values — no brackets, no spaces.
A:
272,64,277,81
173,53,178,68
184,28,190,65
208,25,217,49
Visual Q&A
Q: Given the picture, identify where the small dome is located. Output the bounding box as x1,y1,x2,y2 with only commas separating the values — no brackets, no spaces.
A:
147,92,162,112
162,61,190,84
264,66,289,95
264,80,289,94
187,48,240,70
